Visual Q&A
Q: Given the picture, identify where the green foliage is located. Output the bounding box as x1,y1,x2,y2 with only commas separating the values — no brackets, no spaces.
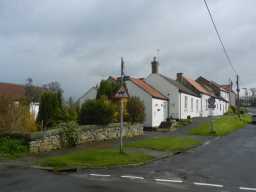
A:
127,136,201,152
59,121,80,147
80,97,115,125
37,91,64,128
190,114,252,136
25,78,44,103
127,97,145,124
39,149,153,169
97,79,120,99
0,137,28,158
225,105,237,115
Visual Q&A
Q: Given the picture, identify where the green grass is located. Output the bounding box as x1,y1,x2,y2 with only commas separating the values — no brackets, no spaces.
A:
39,149,153,169
127,136,201,152
190,114,252,136
0,137,28,159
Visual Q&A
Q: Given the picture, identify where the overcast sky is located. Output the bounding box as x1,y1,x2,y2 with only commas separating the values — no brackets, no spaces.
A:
0,0,255,98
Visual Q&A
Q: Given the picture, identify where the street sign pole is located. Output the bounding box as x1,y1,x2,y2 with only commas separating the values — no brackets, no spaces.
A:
208,96,216,134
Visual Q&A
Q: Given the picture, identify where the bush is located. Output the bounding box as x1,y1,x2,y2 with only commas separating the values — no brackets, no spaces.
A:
0,96,38,134
59,121,80,147
0,137,28,157
127,97,145,124
97,79,120,99
80,97,115,125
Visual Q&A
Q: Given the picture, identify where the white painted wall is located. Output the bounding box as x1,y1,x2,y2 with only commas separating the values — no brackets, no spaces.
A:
126,81,152,127
152,98,168,127
126,80,168,128
180,93,202,119
30,102,39,120
201,94,210,117
146,74,201,120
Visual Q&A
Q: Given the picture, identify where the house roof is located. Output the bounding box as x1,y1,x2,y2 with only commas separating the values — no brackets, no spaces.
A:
157,74,200,97
183,76,212,96
129,78,168,100
220,84,234,93
210,81,228,92
0,82,25,99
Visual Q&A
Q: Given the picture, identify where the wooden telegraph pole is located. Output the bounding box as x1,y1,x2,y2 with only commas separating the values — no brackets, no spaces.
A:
236,75,241,118
120,58,125,153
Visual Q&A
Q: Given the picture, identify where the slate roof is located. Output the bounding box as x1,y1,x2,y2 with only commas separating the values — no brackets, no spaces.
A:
129,78,168,100
157,74,200,97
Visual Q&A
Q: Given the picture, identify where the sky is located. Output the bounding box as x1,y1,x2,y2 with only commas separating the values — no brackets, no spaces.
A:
0,0,255,98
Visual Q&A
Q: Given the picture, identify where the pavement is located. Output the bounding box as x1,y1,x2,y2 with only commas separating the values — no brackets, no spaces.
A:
1,111,256,192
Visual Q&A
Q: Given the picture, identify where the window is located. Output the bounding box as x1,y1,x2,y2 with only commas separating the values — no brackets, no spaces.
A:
196,100,199,113
205,99,208,110
184,96,188,111
191,98,193,112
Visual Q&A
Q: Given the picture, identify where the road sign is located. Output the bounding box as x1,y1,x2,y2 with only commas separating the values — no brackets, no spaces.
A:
208,96,216,109
114,86,129,99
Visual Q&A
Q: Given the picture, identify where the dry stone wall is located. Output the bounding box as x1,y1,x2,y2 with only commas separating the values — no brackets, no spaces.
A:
29,123,143,153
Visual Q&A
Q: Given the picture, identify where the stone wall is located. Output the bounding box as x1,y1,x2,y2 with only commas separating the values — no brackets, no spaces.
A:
29,123,143,153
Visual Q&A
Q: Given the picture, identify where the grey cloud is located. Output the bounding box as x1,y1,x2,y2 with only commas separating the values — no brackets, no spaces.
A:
0,0,255,98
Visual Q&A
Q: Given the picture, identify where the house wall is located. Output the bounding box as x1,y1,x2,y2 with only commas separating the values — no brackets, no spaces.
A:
30,102,39,120
146,74,180,119
180,93,201,119
152,98,168,127
201,94,210,117
126,81,152,127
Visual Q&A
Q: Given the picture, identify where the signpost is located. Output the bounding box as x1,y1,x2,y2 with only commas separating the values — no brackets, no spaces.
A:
208,96,216,134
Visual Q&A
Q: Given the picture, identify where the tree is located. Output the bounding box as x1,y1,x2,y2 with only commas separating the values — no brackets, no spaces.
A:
127,97,145,124
24,78,43,103
80,97,115,125
97,79,120,99
37,91,64,128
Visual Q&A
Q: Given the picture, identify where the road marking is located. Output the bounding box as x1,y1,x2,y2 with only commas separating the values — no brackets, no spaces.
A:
121,175,144,180
193,182,223,188
154,178,183,183
89,173,111,177
240,187,256,191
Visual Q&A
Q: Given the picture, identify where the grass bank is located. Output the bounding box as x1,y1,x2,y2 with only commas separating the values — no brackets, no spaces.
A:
127,136,201,153
0,137,28,159
190,114,252,136
39,149,153,169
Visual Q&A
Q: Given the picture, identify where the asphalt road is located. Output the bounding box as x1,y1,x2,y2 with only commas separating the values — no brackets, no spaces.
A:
1,111,256,192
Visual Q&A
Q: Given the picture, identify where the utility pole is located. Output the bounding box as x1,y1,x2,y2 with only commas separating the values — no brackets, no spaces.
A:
120,57,124,153
236,75,240,118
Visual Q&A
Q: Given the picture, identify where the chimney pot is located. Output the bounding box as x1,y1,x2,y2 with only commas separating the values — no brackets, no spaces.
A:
151,57,159,74
177,73,183,81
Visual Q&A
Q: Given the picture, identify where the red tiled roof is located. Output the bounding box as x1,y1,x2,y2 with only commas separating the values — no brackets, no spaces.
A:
221,84,233,92
129,78,168,100
0,83,25,99
183,77,212,96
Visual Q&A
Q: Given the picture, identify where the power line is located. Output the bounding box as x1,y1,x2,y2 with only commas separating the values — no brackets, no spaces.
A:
203,0,238,76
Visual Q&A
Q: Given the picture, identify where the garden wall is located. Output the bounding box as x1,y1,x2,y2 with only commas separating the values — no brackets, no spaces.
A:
29,123,143,153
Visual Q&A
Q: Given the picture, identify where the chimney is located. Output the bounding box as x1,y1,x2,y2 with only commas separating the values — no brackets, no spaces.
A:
151,56,159,74
177,73,183,82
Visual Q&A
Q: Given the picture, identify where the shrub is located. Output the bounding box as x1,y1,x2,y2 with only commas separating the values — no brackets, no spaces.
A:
127,97,145,124
59,121,80,147
80,97,115,125
0,137,28,157
0,96,38,134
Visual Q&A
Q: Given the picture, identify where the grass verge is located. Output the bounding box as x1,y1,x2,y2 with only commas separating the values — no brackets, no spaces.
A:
39,149,153,169
127,136,201,152
190,114,252,136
